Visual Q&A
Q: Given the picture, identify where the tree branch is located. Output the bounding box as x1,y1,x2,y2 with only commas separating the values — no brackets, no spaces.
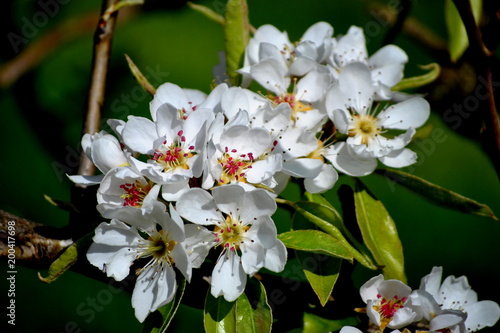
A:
0,210,72,268
452,0,500,178
76,0,121,179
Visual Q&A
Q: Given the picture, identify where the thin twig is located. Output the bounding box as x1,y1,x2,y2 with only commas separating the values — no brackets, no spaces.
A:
76,0,121,179
452,0,500,178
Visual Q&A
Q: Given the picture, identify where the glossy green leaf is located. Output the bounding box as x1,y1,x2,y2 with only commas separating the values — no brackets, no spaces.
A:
353,180,406,282
38,233,92,283
303,312,360,333
235,279,272,333
291,200,377,270
205,291,236,333
296,251,341,306
445,0,482,62
391,63,441,91
278,230,353,261
376,168,498,220
224,0,250,86
141,276,186,333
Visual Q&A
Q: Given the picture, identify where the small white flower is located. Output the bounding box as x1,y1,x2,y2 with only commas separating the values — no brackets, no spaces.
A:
205,125,282,190
122,103,213,200
360,274,418,330
67,130,130,185
416,266,500,332
86,202,191,322
327,25,408,100
324,62,430,176
176,184,287,302
96,166,161,219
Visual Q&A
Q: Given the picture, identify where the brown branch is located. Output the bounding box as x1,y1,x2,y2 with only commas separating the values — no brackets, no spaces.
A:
452,0,500,179
76,0,121,179
0,210,72,268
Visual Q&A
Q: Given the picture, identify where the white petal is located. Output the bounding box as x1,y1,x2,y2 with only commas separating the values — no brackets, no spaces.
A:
250,58,288,96
463,300,500,331
296,70,331,103
86,243,137,281
92,220,141,246
176,188,223,225
122,116,158,154
378,148,417,168
246,154,282,184
302,21,333,45
430,313,466,331
161,179,190,202
282,158,323,178
419,266,443,298
304,163,338,193
91,134,128,173
324,142,377,177
331,108,351,134
369,44,408,68
67,174,104,186
221,125,271,157
360,274,384,303
339,327,363,333
184,224,215,268
132,265,176,322
262,239,287,273
211,252,247,302
388,307,417,329
378,97,430,130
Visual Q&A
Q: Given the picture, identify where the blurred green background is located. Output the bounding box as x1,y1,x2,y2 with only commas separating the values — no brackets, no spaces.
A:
1,0,499,332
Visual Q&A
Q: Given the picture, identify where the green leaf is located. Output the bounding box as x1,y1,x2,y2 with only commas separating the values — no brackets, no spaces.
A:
141,276,186,333
296,251,341,306
302,312,360,333
38,233,93,283
204,278,271,333
44,193,79,213
125,54,156,96
353,180,406,282
235,279,272,333
204,291,236,333
375,168,498,220
445,0,482,62
224,0,250,86
278,230,353,261
188,1,225,26
290,200,377,270
391,63,441,91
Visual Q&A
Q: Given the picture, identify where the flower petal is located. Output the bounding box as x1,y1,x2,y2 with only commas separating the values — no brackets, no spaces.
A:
378,97,430,130
211,252,247,302
176,188,223,225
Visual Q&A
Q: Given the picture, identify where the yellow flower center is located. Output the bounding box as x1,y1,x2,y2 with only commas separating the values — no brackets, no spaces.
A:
349,114,381,145
214,216,250,252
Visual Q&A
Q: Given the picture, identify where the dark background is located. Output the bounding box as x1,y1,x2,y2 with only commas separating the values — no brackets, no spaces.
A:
1,0,499,332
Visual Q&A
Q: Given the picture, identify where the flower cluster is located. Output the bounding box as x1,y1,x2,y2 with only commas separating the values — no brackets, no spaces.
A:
69,22,431,322
342,267,500,333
